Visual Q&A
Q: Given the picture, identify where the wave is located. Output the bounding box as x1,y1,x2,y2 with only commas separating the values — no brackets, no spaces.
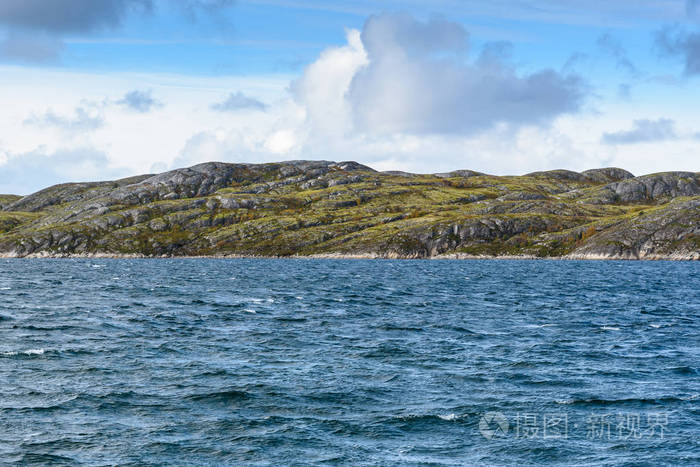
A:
361,346,413,358
560,395,690,406
386,412,472,428
1,348,46,357
3,394,80,413
274,317,307,322
669,366,697,375
20,453,75,464
186,389,250,403
22,324,81,331
640,307,674,315
375,325,424,332
2,347,100,358
438,413,460,421
10,391,170,412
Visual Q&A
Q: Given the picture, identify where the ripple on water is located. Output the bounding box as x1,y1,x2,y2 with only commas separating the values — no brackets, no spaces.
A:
0,258,697,465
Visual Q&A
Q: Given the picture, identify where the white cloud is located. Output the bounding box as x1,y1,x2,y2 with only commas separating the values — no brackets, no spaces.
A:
291,28,368,139
211,92,268,112
24,106,105,132
602,118,677,145
0,146,129,195
2,13,700,195
293,14,585,137
346,14,586,135
116,89,163,113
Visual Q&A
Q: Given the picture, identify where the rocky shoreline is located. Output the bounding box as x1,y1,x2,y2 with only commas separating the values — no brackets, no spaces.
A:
1,251,697,261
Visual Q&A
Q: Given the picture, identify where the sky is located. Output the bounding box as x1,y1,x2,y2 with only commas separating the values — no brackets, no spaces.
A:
1,0,700,194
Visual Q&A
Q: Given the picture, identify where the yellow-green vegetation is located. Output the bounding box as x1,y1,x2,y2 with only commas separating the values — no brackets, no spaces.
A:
0,195,21,212
0,161,698,259
0,195,21,203
0,212,41,234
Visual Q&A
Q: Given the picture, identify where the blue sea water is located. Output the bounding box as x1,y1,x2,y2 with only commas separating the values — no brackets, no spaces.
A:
0,259,698,465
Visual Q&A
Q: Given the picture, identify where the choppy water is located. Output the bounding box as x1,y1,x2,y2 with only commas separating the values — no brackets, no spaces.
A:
0,259,698,465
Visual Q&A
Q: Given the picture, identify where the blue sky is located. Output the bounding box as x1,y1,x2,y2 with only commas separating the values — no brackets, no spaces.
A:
1,0,699,194
27,1,693,75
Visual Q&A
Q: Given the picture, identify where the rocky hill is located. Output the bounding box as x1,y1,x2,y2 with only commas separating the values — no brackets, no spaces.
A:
0,161,698,259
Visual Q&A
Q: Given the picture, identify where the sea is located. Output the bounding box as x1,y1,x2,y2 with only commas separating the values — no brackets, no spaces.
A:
0,258,698,465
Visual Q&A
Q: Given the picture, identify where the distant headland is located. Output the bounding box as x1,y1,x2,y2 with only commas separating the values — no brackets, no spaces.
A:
0,161,698,260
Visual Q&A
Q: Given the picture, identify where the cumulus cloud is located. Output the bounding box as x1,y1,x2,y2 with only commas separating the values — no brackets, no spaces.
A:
0,147,129,195
6,10,698,188
656,27,700,76
602,118,677,145
24,107,104,132
294,13,586,137
173,121,307,169
291,28,368,138
116,90,163,113
211,92,267,112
